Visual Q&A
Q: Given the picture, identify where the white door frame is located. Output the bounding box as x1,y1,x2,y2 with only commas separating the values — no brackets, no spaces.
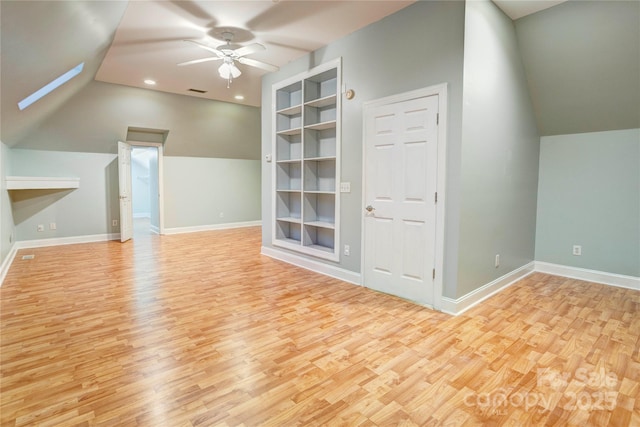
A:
361,83,448,310
126,140,165,235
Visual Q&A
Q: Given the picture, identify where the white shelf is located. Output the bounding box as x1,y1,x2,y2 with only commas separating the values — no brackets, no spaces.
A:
277,127,303,136
305,94,336,108
277,104,302,116
6,176,80,190
304,220,335,229
305,120,336,131
277,217,302,224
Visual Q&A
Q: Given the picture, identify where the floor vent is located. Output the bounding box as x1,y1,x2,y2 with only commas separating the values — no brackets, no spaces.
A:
22,255,35,260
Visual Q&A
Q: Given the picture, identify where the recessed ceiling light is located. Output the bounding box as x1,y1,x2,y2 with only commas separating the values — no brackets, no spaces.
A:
144,79,156,85
234,95,245,100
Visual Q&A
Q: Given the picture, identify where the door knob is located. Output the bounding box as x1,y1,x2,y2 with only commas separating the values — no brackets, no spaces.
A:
365,205,375,212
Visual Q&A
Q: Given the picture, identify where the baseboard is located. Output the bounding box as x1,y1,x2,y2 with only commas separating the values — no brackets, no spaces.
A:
0,243,18,287
133,213,150,219
149,224,160,235
440,262,536,316
16,233,121,249
535,261,640,291
261,246,362,286
163,220,261,235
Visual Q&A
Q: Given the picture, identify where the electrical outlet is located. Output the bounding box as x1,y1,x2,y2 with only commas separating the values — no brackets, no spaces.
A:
112,219,118,227
49,222,56,230
37,224,44,232
573,245,582,256
495,254,500,268
344,244,350,256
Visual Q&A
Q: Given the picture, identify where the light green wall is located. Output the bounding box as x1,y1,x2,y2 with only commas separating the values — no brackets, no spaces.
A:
17,81,261,159
9,149,261,239
10,149,120,241
163,157,261,229
1,142,16,263
536,129,640,277
261,1,466,296
457,0,540,297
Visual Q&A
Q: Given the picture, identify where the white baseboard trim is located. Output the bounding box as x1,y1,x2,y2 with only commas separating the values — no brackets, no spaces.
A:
133,213,150,219
440,262,536,316
16,233,121,250
261,246,362,286
149,224,160,235
535,261,640,291
163,220,261,235
0,243,18,287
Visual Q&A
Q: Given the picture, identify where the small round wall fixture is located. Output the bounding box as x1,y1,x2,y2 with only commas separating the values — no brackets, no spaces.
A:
345,89,355,100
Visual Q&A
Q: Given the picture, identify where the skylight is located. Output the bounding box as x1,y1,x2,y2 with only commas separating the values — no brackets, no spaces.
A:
18,62,84,111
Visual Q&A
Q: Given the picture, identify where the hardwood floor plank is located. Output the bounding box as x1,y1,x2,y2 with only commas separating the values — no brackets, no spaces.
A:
2,227,639,426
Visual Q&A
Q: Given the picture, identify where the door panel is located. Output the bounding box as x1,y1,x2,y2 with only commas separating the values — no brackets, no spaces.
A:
364,95,439,305
118,141,133,242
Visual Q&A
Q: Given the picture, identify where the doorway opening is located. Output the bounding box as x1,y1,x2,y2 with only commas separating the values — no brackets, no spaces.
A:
131,146,160,236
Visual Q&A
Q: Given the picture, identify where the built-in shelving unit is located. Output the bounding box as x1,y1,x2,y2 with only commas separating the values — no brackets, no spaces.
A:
6,176,80,190
272,59,341,261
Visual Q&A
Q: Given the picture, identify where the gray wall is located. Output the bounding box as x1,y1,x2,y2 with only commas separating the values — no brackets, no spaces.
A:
164,157,261,229
456,0,540,297
17,81,262,159
1,142,16,263
9,149,120,241
261,1,466,296
515,0,640,136
536,129,640,277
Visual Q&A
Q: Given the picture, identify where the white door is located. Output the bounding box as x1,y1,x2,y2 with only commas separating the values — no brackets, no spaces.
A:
118,141,133,242
363,95,439,305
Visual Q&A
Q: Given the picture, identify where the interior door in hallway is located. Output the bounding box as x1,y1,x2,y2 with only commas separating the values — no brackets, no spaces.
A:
118,141,133,242
363,94,439,305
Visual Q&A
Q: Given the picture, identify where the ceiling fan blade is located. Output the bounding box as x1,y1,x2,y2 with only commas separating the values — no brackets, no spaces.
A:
232,43,266,58
237,57,279,73
177,57,222,67
184,40,224,57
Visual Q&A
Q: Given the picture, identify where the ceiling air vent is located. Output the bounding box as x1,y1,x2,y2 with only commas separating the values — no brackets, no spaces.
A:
188,88,207,94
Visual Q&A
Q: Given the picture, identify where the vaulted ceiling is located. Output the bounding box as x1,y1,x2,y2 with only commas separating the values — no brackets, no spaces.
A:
1,0,638,152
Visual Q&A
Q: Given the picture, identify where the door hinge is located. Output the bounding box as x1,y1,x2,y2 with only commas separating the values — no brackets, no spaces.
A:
435,192,438,203
432,269,436,279
436,113,439,125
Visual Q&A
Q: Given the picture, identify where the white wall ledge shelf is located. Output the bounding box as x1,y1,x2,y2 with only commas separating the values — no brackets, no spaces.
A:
6,176,80,190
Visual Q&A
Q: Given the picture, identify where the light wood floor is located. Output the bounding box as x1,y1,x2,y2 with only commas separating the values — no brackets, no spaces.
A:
1,227,638,426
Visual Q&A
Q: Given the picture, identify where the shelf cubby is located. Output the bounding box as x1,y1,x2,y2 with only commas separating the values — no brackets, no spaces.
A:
304,68,338,103
276,191,302,220
276,220,302,244
303,193,335,225
276,133,302,161
276,81,302,112
304,128,336,159
276,161,301,191
304,159,336,193
303,225,335,252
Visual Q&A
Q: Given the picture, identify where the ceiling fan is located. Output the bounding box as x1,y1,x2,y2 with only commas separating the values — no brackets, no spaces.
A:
178,31,279,87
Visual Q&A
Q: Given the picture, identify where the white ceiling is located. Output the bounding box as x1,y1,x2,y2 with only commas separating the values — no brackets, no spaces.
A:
95,1,415,107
493,0,568,20
95,0,568,107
